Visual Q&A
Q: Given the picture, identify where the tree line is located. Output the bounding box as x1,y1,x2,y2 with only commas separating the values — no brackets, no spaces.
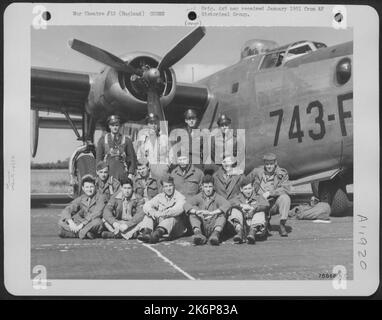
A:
31,158,70,169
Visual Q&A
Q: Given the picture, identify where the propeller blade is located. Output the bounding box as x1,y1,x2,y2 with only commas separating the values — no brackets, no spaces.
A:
69,39,139,74
147,87,165,121
158,26,206,70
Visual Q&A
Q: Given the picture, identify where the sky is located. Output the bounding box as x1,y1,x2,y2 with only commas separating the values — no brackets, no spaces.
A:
31,26,353,163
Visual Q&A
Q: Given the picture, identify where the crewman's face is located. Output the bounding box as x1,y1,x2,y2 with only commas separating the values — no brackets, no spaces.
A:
219,123,230,134
185,117,197,128
96,167,109,181
241,184,254,198
82,182,96,197
137,164,149,178
121,184,133,199
202,183,214,197
264,160,276,173
178,157,189,170
162,182,175,197
222,162,232,172
109,123,120,134
148,122,158,132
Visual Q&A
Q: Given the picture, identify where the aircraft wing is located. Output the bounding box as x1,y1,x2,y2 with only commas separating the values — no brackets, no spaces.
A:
31,67,93,116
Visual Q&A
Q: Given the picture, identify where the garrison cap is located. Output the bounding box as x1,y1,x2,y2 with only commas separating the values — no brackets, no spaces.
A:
202,174,214,184
119,173,133,187
263,152,277,161
184,109,197,119
146,113,159,124
160,174,174,185
137,157,150,167
96,161,109,171
81,174,96,186
217,113,232,126
107,115,121,125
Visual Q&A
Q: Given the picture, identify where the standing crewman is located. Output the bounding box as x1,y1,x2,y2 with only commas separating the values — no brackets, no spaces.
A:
211,114,237,165
169,108,202,172
96,115,137,180
248,153,291,237
136,113,170,180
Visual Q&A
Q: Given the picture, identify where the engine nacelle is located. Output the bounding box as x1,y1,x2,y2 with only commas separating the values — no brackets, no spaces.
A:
86,52,176,122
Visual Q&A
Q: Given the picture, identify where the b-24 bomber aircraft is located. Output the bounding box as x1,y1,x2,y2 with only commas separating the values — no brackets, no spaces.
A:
31,26,353,214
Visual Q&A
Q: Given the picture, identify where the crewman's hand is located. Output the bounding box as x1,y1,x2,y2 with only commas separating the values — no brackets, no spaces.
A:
112,222,120,235
241,204,252,212
68,220,77,233
262,191,270,199
119,223,128,232
76,223,84,232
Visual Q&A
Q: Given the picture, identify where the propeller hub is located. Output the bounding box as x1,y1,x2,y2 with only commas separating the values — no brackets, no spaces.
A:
144,68,161,83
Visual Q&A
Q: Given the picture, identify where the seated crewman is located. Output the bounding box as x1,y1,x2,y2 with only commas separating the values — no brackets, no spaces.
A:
95,161,121,200
184,175,230,246
58,174,106,239
229,176,270,244
102,174,145,239
247,152,291,237
133,158,160,201
137,174,187,244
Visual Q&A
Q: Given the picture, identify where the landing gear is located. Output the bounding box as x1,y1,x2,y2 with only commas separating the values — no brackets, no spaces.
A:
67,112,97,198
314,174,353,216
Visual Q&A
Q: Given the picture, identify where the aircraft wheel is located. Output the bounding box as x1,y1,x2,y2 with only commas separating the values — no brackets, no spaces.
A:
318,180,352,216
74,153,96,196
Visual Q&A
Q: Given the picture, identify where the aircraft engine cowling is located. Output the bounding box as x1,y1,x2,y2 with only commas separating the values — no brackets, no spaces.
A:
86,52,176,122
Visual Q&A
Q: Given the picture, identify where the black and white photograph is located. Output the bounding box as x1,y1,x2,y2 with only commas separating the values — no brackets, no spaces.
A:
3,3,379,296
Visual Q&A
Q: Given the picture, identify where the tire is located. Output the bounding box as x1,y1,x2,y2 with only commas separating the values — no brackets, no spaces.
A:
318,180,352,216
74,153,96,197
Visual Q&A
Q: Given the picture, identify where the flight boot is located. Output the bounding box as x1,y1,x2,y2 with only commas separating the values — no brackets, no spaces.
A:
147,227,166,244
246,226,256,245
193,228,207,245
233,225,244,244
208,229,221,246
58,228,77,239
137,228,152,242
279,219,288,237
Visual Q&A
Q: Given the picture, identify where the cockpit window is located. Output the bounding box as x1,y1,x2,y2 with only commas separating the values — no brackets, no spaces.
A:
314,42,327,49
260,51,285,69
287,45,312,55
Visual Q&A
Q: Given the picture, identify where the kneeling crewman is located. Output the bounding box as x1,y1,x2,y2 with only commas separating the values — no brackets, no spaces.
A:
184,175,230,246
95,161,121,201
58,175,106,239
229,176,270,244
102,174,145,239
137,174,187,243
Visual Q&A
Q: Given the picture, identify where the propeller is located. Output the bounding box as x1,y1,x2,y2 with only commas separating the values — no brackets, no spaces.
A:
69,39,141,75
69,26,206,121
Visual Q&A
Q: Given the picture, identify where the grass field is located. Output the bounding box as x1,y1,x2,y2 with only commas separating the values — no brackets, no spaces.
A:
31,169,70,193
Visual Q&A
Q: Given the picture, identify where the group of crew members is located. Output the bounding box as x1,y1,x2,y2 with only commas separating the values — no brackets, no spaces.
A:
58,110,292,245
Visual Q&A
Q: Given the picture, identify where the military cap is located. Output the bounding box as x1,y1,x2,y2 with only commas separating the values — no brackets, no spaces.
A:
160,174,175,185
119,173,133,187
96,161,109,171
146,113,159,124
222,156,236,166
202,174,214,184
217,113,232,126
263,153,277,161
239,176,253,188
107,115,121,125
81,174,96,186
137,157,150,167
184,109,197,119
